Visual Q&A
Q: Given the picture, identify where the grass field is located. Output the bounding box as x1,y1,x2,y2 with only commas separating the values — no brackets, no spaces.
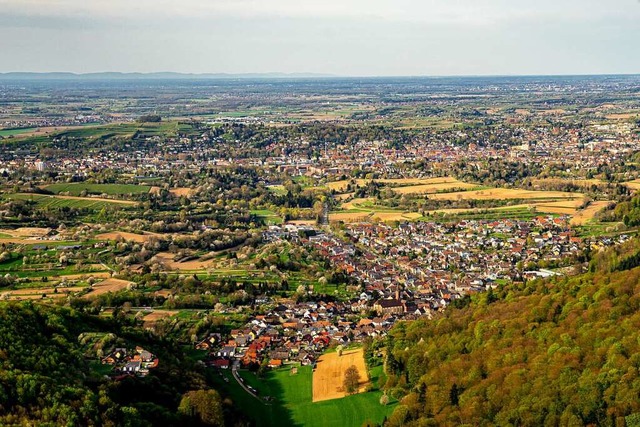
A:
44,183,151,196
210,363,394,427
0,127,38,137
3,193,136,209
251,209,284,225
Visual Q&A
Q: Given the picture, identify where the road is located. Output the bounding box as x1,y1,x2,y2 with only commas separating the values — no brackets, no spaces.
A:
231,364,264,403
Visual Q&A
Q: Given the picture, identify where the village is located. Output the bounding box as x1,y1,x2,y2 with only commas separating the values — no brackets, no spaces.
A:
198,217,629,373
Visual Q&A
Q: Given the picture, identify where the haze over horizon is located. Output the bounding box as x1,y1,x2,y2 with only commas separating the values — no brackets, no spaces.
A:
1,0,639,76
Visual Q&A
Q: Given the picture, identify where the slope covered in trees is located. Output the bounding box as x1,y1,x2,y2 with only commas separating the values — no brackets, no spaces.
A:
0,302,244,427
383,243,640,426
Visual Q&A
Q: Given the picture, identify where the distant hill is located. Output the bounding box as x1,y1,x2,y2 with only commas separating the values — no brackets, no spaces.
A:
0,72,336,80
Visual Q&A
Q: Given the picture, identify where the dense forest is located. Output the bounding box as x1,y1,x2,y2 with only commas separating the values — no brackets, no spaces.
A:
0,302,248,427
382,240,640,427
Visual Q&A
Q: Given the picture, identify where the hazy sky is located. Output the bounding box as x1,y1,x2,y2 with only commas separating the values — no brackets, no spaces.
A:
1,0,639,76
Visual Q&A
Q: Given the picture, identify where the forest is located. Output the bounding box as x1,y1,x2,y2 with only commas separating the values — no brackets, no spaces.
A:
381,239,640,427
0,302,249,427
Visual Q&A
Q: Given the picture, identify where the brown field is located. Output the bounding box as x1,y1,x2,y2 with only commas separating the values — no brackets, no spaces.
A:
152,252,215,270
169,188,193,197
428,188,582,201
312,348,369,402
1,286,86,300
96,231,158,243
142,310,179,328
83,278,134,298
149,186,161,195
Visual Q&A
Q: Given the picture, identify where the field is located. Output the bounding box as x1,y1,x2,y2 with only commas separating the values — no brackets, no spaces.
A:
83,278,134,298
570,201,613,226
325,176,470,193
141,309,179,328
152,252,216,271
0,127,38,137
427,187,581,201
624,179,640,190
1,286,87,301
44,183,151,196
313,348,369,402
209,362,394,427
95,231,159,243
3,193,137,209
169,187,193,197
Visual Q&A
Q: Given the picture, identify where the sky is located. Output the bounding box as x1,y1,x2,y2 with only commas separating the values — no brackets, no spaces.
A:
0,0,639,76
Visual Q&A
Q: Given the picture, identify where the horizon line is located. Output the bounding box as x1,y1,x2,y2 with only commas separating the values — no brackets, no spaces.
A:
1,71,640,80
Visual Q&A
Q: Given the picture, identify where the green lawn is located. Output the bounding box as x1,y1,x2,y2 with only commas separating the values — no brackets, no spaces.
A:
44,183,151,196
211,365,395,427
251,209,284,225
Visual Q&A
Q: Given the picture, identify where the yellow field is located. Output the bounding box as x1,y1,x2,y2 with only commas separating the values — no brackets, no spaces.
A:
325,177,463,193
531,178,605,188
392,181,478,194
606,113,639,120
570,201,612,226
428,188,582,201
623,179,640,190
313,348,369,402
329,212,373,223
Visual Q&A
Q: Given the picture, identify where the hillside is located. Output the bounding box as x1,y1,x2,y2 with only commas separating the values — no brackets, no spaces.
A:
0,302,247,427
382,244,640,426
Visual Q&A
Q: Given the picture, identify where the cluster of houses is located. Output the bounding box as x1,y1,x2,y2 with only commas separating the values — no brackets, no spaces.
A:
264,220,629,319
101,346,159,378
197,300,398,370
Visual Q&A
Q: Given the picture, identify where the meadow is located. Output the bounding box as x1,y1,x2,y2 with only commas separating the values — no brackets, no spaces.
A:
3,193,137,210
44,183,151,196
209,364,394,427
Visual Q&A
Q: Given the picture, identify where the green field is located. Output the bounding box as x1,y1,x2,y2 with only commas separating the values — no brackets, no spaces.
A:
0,127,38,137
2,193,134,210
251,209,284,225
44,183,151,196
210,365,395,427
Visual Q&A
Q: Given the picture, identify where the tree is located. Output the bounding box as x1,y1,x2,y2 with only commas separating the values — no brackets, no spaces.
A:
178,389,225,426
343,365,361,395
